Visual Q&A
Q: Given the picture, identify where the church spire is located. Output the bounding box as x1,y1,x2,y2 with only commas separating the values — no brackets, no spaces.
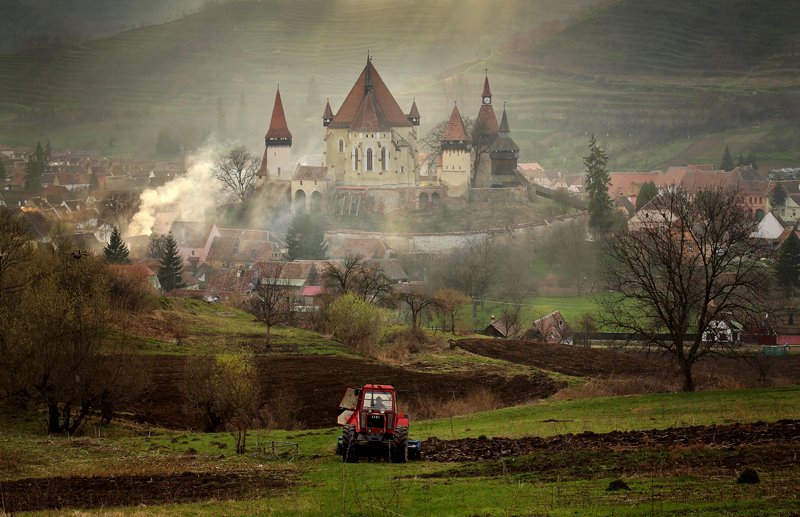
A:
364,54,374,95
265,86,292,146
407,98,420,126
481,70,492,104
322,99,333,127
499,102,510,135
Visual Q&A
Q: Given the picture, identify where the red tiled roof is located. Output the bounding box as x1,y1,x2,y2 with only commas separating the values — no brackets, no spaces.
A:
301,285,325,297
265,88,292,140
472,104,499,144
408,99,420,118
322,100,334,119
292,165,328,181
206,236,274,263
329,60,412,129
441,104,469,142
349,91,392,132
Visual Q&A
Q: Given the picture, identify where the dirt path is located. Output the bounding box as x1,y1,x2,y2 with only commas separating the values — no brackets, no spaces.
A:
422,419,800,462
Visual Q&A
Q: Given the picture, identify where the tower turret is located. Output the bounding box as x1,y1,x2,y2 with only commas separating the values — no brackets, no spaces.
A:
489,103,519,176
258,87,293,181
439,103,471,198
406,99,420,126
322,99,334,127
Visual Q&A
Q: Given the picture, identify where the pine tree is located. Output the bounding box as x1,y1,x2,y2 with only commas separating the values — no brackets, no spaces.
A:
157,233,184,292
772,183,788,208
0,159,6,183
24,141,47,191
103,226,131,264
635,181,658,211
775,230,800,298
286,213,328,261
584,135,613,233
720,145,735,171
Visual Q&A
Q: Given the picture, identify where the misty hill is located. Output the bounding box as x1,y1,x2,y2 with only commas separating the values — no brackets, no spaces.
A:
0,0,601,159
476,0,800,170
0,0,799,171
0,0,209,52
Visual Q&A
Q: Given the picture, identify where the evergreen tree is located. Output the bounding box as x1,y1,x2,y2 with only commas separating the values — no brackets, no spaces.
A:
286,213,328,261
24,141,47,191
775,230,800,298
89,171,99,190
103,226,131,264
635,181,658,211
0,159,6,183
720,145,735,171
583,135,613,233
157,233,184,292
772,182,788,208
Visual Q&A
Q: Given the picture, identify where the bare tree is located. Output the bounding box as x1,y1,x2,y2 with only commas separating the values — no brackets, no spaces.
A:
396,287,440,331
211,145,259,202
439,236,497,321
433,288,470,333
322,253,393,304
248,262,293,346
598,187,769,391
101,191,141,230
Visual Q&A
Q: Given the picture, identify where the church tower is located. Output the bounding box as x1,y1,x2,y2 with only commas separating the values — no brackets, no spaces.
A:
471,72,500,187
258,87,293,182
324,57,418,187
439,103,472,198
489,104,520,178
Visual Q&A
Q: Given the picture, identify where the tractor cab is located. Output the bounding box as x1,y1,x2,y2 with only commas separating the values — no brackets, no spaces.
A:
336,384,420,462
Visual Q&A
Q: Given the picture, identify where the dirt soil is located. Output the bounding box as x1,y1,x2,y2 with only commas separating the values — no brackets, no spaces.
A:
422,419,800,462
0,469,295,513
128,354,563,430
456,339,664,377
457,338,800,386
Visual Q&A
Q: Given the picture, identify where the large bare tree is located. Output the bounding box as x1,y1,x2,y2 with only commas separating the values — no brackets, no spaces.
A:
599,187,769,391
322,252,393,305
211,145,259,202
248,262,293,345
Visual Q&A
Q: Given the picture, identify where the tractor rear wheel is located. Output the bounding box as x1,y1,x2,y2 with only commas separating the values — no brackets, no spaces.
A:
342,424,358,463
391,426,408,463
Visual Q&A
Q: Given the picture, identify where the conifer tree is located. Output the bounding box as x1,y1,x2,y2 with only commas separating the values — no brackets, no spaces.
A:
635,181,658,211
584,135,613,234
772,183,788,208
775,230,800,298
0,159,6,183
24,141,47,191
286,213,328,260
720,145,735,171
103,226,131,264
157,233,184,292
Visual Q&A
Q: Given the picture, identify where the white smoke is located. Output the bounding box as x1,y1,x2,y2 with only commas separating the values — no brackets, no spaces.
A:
126,143,225,237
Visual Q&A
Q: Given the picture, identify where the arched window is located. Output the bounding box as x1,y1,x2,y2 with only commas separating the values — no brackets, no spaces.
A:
338,139,344,153
419,192,429,209
366,148,373,171
352,148,359,170
380,147,387,170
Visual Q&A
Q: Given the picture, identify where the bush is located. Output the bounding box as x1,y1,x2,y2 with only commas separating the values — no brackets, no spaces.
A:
325,293,392,353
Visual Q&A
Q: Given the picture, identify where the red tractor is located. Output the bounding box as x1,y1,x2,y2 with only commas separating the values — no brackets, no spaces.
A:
336,384,420,463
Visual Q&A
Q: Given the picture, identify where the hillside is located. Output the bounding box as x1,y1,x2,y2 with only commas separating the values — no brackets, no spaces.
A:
0,0,602,157
472,0,800,170
0,0,799,171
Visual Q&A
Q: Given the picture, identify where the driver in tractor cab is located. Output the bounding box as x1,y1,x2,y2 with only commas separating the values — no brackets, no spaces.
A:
373,396,385,410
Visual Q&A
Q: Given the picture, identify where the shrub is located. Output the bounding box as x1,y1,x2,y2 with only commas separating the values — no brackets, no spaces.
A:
325,293,392,353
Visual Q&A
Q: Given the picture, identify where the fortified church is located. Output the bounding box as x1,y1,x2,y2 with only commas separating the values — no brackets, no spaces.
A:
257,58,523,214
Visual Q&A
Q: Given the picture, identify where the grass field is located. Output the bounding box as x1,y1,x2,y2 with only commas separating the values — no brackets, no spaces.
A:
3,386,799,515
470,294,600,330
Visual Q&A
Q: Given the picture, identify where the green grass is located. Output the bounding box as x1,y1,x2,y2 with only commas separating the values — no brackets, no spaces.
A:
469,294,601,330
6,386,800,515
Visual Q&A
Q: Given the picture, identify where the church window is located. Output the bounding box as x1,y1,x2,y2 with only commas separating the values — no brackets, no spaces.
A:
366,148,373,171
380,147,387,170
352,148,360,170
338,140,344,153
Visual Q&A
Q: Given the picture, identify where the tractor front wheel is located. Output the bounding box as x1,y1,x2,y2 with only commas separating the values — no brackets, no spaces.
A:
342,424,358,463
391,426,408,463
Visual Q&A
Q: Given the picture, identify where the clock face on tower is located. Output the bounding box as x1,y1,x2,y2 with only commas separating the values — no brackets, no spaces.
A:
483,96,491,104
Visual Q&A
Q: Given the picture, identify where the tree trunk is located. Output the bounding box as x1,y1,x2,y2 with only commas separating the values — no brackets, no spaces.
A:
680,359,695,392
47,403,61,433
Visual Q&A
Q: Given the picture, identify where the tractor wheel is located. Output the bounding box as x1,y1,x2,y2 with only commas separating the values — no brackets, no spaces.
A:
342,424,358,463
391,426,408,463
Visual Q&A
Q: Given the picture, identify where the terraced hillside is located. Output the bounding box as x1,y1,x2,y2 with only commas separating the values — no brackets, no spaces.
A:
0,0,602,156
1,0,799,171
